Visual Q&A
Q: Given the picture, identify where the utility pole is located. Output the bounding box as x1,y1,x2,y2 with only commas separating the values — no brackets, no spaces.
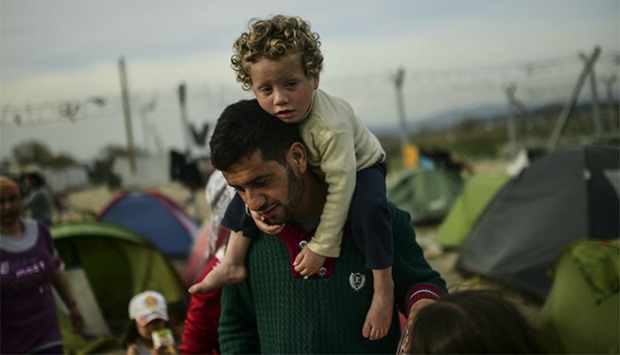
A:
393,67,408,149
118,57,136,174
547,46,601,151
178,83,192,157
503,83,518,157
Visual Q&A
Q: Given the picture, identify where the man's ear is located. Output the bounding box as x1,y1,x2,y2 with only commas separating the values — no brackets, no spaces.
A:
288,142,308,174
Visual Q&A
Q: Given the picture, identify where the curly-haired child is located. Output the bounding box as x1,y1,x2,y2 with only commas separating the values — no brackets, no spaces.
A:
190,15,394,340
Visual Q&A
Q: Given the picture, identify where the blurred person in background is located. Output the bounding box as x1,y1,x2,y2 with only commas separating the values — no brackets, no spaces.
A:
122,290,178,355
403,289,545,354
22,171,53,226
52,191,67,223
0,176,84,354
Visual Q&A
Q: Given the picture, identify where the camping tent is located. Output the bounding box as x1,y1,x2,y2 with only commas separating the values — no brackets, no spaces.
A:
97,190,199,259
537,239,619,354
457,143,620,300
435,173,511,248
52,221,188,352
387,168,463,224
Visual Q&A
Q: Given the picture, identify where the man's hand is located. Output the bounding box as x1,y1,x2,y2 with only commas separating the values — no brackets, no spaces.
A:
293,247,326,276
250,210,285,234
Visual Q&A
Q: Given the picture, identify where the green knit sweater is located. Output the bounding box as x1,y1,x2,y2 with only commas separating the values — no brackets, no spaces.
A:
219,205,446,354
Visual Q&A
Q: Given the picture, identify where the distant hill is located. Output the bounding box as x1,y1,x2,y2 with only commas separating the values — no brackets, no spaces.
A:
368,103,508,136
371,99,619,159
369,99,618,137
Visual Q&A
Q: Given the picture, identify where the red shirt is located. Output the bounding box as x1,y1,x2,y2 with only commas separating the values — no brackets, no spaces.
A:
179,254,222,355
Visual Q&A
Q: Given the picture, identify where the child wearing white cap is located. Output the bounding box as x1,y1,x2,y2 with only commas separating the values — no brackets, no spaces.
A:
121,290,177,355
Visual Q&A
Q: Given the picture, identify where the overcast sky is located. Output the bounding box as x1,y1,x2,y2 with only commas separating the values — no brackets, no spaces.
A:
1,0,619,161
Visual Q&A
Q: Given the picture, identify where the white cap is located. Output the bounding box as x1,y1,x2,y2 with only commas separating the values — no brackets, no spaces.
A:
128,290,168,326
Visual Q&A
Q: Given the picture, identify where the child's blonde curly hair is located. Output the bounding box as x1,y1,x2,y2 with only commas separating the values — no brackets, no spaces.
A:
231,15,324,91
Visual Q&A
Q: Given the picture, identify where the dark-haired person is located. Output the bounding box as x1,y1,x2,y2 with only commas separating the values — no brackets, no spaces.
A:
405,289,545,354
22,171,52,226
202,99,446,354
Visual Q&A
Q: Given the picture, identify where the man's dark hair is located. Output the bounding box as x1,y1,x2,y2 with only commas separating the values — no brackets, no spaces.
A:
209,99,302,171
409,289,544,354
25,172,46,186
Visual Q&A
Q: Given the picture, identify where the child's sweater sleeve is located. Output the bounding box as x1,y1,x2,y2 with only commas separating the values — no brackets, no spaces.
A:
306,129,356,258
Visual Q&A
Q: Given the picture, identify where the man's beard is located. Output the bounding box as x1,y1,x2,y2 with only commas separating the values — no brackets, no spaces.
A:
265,163,304,225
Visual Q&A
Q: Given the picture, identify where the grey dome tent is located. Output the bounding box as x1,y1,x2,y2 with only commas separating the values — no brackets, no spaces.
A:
456,143,619,300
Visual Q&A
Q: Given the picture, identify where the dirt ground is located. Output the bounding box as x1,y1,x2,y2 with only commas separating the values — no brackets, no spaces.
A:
415,225,543,323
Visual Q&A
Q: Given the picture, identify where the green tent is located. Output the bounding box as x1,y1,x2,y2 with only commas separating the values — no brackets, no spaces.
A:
387,168,463,224
537,239,619,354
435,173,511,248
52,221,189,354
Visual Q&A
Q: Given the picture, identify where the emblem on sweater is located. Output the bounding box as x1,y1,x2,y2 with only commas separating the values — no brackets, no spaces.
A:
349,272,366,292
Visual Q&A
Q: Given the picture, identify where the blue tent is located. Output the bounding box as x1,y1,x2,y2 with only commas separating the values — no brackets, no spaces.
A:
97,190,199,259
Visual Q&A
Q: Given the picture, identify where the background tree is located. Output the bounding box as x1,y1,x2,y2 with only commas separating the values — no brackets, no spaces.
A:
89,144,146,188
11,140,76,168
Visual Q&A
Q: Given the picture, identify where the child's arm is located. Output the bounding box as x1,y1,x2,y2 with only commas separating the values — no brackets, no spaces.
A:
304,131,357,260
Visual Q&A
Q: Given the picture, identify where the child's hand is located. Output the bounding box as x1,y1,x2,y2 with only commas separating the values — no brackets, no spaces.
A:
250,209,285,234
294,247,326,276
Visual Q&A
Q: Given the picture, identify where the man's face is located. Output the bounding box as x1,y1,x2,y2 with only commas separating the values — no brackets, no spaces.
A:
222,150,304,225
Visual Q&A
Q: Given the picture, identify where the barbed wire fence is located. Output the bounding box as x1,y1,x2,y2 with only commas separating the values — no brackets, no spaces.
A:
1,50,618,130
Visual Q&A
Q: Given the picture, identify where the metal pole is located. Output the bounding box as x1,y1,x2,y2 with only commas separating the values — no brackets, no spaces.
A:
579,52,603,140
394,67,408,148
139,107,149,154
178,83,192,156
605,75,618,134
139,100,156,154
118,57,136,174
547,46,601,151
503,83,518,157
